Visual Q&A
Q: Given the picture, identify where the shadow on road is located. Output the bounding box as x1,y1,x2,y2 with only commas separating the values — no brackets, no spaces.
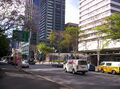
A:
0,68,70,89
0,68,6,78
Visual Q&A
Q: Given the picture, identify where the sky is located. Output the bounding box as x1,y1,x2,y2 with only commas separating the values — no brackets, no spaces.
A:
65,0,79,24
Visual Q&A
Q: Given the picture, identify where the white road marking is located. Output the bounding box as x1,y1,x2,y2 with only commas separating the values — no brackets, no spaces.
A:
26,68,63,72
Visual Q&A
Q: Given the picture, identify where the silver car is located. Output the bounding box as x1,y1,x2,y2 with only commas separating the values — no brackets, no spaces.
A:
21,60,29,68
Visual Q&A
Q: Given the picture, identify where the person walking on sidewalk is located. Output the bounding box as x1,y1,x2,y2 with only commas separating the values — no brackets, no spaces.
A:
15,53,22,70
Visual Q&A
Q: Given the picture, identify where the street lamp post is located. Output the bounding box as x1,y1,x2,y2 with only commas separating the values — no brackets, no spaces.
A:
97,38,100,66
97,34,102,66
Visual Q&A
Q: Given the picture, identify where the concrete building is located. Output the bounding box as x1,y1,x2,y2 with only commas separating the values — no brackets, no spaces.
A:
78,0,120,65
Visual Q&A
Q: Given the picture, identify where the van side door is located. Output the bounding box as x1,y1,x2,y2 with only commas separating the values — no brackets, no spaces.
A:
106,63,112,73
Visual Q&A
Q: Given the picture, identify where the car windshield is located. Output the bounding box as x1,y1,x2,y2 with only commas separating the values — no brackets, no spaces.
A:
78,61,87,65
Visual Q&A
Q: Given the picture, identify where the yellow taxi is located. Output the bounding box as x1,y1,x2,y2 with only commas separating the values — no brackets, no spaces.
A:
96,61,120,74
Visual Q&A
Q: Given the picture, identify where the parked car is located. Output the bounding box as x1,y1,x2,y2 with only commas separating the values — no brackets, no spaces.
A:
1,56,14,64
87,64,95,71
63,59,88,75
52,62,63,68
21,60,29,68
96,61,120,74
28,59,36,65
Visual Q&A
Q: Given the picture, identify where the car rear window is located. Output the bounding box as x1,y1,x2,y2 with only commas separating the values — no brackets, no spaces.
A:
78,61,87,65
100,63,105,65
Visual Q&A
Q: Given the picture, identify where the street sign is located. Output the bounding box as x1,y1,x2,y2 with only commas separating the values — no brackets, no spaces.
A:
13,30,30,42
22,31,30,42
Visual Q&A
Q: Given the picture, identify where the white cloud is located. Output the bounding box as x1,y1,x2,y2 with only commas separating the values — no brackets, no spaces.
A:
65,0,79,24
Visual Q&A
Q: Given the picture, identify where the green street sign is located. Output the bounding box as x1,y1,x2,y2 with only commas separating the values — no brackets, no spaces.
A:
13,30,30,42
22,31,29,42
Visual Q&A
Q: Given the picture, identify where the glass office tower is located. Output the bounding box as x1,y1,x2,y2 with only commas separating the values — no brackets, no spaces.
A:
39,0,65,43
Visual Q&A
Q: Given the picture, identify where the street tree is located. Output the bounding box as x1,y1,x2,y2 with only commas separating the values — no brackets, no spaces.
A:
93,13,120,65
37,43,54,61
65,26,80,52
48,27,82,53
49,32,56,47
37,43,54,54
59,33,72,52
94,13,120,40
0,27,9,57
48,31,63,52
0,0,25,35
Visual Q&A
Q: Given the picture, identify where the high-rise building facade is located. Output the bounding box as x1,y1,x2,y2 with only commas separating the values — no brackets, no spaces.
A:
22,0,65,58
38,0,65,43
79,0,120,64
22,0,40,58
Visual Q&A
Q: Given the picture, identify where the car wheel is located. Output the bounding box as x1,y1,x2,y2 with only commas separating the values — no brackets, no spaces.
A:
81,72,86,75
112,70,116,75
64,68,67,72
72,69,75,74
97,69,100,72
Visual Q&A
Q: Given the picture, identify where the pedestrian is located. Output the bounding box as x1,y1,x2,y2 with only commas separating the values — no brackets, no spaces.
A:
15,53,22,70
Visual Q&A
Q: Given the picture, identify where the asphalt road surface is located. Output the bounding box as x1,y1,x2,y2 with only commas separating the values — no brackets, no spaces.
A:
0,62,70,89
25,64,120,89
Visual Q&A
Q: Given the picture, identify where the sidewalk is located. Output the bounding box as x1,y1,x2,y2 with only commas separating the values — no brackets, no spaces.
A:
0,62,26,78
35,61,52,65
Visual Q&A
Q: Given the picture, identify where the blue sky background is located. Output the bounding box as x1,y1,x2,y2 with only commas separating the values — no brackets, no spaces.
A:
65,0,79,24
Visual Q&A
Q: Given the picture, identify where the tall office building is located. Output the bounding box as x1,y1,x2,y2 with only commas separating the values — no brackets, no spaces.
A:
22,0,65,58
25,0,65,44
79,0,120,64
22,0,40,58
38,0,65,43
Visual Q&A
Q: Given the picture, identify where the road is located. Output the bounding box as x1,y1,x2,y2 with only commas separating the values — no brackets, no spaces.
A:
25,64,120,89
0,62,70,89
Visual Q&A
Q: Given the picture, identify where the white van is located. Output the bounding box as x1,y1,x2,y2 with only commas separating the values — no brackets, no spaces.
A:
63,59,88,75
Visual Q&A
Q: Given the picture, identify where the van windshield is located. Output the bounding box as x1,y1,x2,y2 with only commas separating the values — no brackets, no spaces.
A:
78,61,87,65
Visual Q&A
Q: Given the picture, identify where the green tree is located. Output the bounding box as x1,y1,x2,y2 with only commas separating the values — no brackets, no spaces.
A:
94,13,120,40
48,27,82,53
49,32,56,47
37,43,54,61
37,43,54,55
65,26,80,52
48,31,63,52
93,13,120,65
0,28,9,57
0,0,25,32
59,33,72,52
